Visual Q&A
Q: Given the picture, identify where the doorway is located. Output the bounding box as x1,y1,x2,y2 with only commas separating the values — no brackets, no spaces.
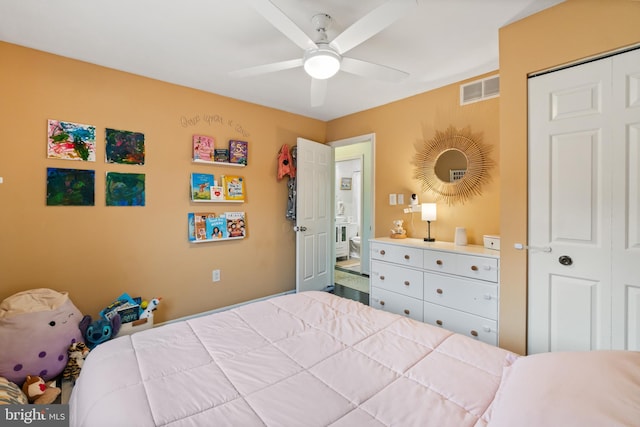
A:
330,134,374,304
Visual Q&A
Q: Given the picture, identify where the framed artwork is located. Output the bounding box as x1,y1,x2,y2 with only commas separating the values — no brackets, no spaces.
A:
340,177,352,190
106,172,145,206
46,167,95,206
105,128,145,165
47,120,96,161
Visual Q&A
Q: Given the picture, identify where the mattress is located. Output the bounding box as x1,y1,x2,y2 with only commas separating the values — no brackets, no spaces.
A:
69,291,640,427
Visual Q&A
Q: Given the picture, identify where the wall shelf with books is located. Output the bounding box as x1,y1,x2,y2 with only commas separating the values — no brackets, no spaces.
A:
192,160,245,168
192,135,248,166
188,211,246,243
190,173,246,203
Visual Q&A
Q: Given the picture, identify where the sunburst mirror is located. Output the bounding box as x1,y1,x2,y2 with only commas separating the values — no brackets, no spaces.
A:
413,125,493,205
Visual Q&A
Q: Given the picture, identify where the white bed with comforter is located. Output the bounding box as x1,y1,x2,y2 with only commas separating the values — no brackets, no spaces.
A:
70,291,640,427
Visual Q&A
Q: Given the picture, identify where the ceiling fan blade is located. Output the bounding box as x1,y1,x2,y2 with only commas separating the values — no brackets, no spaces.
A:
329,0,417,55
310,78,328,107
341,57,409,82
229,58,303,78
243,0,317,51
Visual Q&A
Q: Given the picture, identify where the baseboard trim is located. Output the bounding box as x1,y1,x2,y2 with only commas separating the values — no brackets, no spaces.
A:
157,290,296,327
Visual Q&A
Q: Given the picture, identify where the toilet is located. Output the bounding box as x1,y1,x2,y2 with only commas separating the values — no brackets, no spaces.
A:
349,235,361,258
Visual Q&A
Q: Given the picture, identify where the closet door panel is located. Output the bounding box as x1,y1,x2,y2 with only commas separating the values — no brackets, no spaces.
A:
612,49,640,350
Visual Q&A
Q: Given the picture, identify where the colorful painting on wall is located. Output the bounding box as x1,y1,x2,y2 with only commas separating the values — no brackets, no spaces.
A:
46,168,95,206
47,120,96,161
106,172,145,206
105,128,145,165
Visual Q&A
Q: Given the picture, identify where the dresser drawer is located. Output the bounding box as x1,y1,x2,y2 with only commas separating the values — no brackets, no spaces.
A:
423,251,498,283
371,260,423,299
423,272,498,319
423,250,458,275
371,242,423,269
423,302,497,346
456,255,498,282
371,287,423,322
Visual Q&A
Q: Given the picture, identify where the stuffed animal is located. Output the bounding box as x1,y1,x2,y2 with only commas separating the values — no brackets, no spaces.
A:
391,219,406,237
0,376,28,405
139,297,161,319
0,288,84,383
80,313,121,349
62,342,89,382
21,375,60,405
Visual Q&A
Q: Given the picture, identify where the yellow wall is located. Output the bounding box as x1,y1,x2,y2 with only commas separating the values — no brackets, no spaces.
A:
499,0,640,354
326,76,501,245
0,42,325,322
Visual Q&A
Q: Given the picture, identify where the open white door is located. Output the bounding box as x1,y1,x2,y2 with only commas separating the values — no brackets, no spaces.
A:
295,138,333,293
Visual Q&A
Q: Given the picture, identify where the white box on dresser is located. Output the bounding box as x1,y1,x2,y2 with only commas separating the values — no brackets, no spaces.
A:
370,237,500,346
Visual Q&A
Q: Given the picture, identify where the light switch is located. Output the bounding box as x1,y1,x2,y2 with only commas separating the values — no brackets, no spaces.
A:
397,194,404,205
389,194,397,205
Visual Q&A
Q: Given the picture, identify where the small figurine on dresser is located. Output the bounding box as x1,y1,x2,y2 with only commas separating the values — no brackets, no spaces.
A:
390,219,407,239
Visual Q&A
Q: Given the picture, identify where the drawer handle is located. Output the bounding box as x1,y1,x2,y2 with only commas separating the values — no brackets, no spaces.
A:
404,281,410,286
380,250,386,255
436,260,443,266
380,300,385,306
404,309,410,315
483,294,492,300
470,330,479,337
436,288,443,294
471,265,479,271
436,320,443,326
404,254,410,260
380,275,385,281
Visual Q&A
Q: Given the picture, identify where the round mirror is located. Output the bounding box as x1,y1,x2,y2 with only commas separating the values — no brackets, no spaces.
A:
434,149,467,182
413,126,493,205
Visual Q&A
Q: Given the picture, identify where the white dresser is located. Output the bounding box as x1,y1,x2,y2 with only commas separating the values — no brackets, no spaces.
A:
370,237,500,346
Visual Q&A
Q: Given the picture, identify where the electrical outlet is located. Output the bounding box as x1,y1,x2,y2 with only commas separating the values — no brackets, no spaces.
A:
212,269,221,282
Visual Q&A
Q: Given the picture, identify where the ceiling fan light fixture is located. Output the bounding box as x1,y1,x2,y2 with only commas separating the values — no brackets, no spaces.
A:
303,47,341,80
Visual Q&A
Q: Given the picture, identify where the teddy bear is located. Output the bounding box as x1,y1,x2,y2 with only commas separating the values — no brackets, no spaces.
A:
62,342,89,382
390,219,406,237
21,375,60,404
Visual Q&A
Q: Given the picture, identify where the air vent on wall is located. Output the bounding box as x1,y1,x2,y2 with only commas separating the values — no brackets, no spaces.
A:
460,75,500,105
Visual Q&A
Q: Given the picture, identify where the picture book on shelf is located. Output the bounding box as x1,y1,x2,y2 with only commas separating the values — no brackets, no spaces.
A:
188,212,228,241
226,212,246,238
191,173,215,200
229,140,248,165
222,175,245,200
210,185,224,201
214,149,229,163
192,135,215,162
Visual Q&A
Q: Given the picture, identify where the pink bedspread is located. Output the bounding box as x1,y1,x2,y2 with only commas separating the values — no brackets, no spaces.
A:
70,291,516,426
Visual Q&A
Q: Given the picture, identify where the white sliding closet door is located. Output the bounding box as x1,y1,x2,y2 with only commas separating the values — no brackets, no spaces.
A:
528,48,640,354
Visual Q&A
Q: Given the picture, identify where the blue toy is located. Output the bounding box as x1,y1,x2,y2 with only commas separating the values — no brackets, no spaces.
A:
79,313,121,349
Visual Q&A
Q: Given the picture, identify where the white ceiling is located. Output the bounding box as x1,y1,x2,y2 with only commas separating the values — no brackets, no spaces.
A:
0,0,564,121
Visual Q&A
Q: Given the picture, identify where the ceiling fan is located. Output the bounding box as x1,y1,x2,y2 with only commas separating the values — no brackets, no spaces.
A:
231,0,418,107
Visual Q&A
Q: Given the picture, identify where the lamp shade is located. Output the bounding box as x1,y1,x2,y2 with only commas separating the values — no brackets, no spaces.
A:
421,203,437,221
303,47,341,80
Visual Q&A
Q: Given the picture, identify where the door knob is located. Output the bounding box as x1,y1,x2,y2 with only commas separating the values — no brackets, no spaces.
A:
293,226,307,232
558,255,573,266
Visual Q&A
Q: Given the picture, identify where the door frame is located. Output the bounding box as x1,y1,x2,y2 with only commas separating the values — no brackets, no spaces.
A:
329,133,376,276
